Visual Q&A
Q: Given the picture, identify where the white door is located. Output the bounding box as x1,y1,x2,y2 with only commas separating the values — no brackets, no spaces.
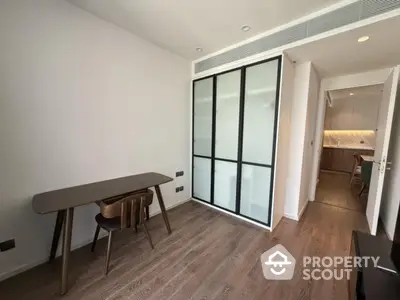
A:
380,83,400,240
366,66,400,235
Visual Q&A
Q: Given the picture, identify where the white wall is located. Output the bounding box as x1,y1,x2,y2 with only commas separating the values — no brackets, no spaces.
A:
309,68,392,201
284,62,319,220
325,95,381,130
0,0,190,281
322,68,392,91
302,65,320,211
272,54,294,229
380,84,400,240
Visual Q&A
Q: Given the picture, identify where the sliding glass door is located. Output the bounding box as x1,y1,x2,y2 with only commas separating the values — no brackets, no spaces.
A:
213,70,241,212
192,56,281,226
239,60,280,224
192,77,213,202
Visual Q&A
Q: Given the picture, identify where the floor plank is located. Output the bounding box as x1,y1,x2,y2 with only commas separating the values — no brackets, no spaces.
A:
0,200,368,300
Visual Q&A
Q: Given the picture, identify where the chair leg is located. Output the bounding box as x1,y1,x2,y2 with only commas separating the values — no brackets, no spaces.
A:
350,171,355,185
359,183,366,198
131,202,138,233
146,206,150,221
105,231,113,275
91,225,100,252
140,200,154,249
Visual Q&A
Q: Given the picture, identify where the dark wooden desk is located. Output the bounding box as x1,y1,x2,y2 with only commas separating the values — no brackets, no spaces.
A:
350,231,400,299
32,172,173,295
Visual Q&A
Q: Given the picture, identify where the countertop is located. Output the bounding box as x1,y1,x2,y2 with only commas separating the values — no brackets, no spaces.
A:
323,144,375,151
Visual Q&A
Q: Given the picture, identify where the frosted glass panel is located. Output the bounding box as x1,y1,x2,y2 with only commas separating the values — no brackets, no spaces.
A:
193,157,211,202
240,165,271,224
243,60,279,165
215,71,241,160
214,160,237,211
194,78,213,156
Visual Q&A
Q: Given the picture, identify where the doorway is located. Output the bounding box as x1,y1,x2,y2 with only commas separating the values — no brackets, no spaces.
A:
315,84,382,213
310,67,400,235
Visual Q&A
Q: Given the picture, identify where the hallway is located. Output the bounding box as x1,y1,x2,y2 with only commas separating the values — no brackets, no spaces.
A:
315,171,367,212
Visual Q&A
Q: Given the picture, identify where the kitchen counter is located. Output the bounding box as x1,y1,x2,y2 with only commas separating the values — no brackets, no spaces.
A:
323,144,375,151
320,147,375,173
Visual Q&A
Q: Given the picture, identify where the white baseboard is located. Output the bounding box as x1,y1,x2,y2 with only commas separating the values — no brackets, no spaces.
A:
298,200,309,221
0,198,190,282
284,200,309,221
283,212,299,221
149,197,190,218
0,233,107,282
192,198,271,231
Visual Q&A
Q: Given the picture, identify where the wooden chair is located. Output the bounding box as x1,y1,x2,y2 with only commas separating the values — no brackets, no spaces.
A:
359,161,373,199
350,153,362,185
91,190,154,275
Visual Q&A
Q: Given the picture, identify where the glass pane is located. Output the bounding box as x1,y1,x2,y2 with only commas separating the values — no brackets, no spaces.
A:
215,70,241,160
242,60,279,165
214,160,237,211
240,164,271,224
194,78,213,156
193,157,211,202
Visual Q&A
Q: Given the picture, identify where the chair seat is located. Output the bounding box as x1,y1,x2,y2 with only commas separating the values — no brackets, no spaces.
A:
92,189,155,275
95,213,122,231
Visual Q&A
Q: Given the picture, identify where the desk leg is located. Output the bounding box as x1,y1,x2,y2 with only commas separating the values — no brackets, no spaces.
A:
154,185,171,234
49,210,65,263
61,207,74,295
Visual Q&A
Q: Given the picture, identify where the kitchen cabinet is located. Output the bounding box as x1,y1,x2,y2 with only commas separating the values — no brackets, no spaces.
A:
320,148,333,170
320,147,374,173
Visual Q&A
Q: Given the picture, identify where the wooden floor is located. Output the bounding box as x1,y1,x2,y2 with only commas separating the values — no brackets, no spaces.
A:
315,171,367,212
0,200,368,300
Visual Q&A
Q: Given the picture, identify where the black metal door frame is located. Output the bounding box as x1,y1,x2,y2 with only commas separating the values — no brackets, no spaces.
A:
192,55,282,227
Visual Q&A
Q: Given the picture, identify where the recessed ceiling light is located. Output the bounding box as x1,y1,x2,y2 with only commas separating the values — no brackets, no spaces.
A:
358,36,370,43
241,25,251,32
196,47,203,52
350,92,354,96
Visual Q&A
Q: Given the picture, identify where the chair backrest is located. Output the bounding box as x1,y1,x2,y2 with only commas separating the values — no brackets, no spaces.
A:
122,191,153,228
99,197,130,229
99,190,154,230
353,153,361,166
361,161,373,185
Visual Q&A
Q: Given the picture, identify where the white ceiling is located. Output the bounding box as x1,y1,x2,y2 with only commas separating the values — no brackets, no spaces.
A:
286,15,400,77
328,84,383,100
66,0,341,59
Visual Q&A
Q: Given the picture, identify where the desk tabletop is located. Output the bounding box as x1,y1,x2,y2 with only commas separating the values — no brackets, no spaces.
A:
361,155,374,162
32,172,173,214
354,231,400,299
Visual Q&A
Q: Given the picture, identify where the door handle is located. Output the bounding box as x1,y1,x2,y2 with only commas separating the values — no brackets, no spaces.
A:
373,160,391,165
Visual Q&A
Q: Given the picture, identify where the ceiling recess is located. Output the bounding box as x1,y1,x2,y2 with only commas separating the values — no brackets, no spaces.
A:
194,0,400,74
